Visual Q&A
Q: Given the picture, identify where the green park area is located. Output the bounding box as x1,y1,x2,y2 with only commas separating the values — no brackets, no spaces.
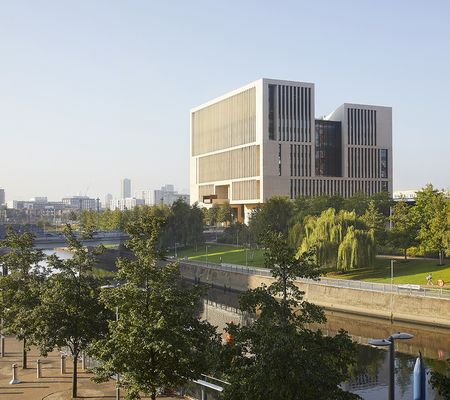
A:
176,244,450,287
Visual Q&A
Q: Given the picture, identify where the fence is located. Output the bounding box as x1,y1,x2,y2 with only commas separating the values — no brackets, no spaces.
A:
180,259,450,300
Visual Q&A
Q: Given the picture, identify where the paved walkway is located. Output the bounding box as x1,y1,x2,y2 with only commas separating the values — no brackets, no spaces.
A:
0,336,184,400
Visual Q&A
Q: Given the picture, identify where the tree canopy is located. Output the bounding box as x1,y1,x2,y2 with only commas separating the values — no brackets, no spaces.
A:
222,232,359,400
90,212,218,400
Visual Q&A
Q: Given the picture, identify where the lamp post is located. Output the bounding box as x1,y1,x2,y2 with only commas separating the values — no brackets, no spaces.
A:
390,259,397,321
205,245,208,267
390,259,397,288
368,332,414,400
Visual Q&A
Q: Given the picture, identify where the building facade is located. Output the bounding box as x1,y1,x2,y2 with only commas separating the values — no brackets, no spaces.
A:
109,197,144,211
121,178,131,199
190,78,392,222
153,184,190,206
0,189,5,206
62,196,98,211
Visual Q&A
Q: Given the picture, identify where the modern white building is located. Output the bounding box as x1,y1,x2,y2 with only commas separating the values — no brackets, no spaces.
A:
109,197,144,211
190,78,392,222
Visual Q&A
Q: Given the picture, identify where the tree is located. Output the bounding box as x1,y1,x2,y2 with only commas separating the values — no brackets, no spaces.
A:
90,212,218,400
217,201,233,226
204,203,219,227
298,208,375,271
188,203,204,249
428,195,450,265
0,229,45,369
34,225,109,398
343,192,369,216
222,232,359,400
248,196,294,243
430,359,450,399
361,200,387,245
412,184,450,262
389,200,417,259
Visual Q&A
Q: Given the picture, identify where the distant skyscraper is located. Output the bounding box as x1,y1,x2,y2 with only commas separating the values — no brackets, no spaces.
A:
121,178,131,198
0,189,4,206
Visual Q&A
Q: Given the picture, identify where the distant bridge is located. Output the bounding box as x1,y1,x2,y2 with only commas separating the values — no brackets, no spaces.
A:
33,233,129,249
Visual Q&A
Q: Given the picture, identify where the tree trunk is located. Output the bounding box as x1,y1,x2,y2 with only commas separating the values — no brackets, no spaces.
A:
22,338,27,369
72,354,78,398
439,250,444,266
151,389,157,400
404,248,407,261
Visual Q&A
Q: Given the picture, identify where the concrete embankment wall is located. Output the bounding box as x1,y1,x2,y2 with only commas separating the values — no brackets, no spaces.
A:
180,262,450,329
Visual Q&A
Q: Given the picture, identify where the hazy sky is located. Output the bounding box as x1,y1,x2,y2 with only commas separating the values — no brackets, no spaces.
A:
1,0,449,201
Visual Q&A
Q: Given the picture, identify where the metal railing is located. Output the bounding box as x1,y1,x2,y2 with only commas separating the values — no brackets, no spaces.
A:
180,259,450,300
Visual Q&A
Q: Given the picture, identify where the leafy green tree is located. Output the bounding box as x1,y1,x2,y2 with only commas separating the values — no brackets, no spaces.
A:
81,210,99,232
292,194,344,224
368,191,394,216
188,203,204,249
361,200,387,245
430,359,450,399
248,196,294,242
428,195,450,265
389,200,417,259
298,208,374,271
222,232,359,400
203,203,219,227
413,184,449,260
217,201,233,226
168,199,191,246
34,225,109,398
0,229,46,369
90,212,218,400
343,192,369,216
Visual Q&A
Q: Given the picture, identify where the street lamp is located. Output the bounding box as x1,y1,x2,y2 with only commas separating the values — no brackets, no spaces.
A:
368,332,414,400
390,259,397,287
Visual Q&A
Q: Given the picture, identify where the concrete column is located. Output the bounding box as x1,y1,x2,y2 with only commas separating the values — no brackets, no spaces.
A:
9,363,20,384
37,359,42,378
60,354,66,374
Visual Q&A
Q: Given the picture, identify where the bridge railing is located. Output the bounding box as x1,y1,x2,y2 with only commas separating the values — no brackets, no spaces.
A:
179,259,450,300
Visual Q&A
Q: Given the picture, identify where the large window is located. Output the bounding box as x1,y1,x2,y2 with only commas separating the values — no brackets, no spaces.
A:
315,120,342,177
380,149,388,178
268,84,276,140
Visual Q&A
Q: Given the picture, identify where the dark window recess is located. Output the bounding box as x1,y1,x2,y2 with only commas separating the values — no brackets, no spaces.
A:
380,149,388,178
268,84,276,140
315,120,342,177
278,144,282,176
381,181,389,192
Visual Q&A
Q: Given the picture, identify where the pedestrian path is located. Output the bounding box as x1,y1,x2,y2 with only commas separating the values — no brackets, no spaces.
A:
0,336,183,400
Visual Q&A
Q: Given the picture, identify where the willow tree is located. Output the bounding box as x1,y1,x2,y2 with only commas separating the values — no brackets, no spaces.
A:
337,226,375,271
297,208,374,270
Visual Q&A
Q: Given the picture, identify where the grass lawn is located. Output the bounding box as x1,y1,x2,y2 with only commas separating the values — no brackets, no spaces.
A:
326,257,450,287
176,244,450,287
175,244,266,267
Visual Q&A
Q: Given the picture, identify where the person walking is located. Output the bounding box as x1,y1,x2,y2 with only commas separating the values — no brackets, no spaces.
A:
426,273,433,285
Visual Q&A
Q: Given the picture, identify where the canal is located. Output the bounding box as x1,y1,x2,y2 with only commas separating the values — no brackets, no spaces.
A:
45,249,449,399
201,285,449,400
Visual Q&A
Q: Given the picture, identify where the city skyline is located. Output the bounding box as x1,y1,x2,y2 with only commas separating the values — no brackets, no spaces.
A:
1,1,449,200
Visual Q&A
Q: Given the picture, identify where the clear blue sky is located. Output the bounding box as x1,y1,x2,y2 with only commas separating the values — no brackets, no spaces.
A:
1,0,449,201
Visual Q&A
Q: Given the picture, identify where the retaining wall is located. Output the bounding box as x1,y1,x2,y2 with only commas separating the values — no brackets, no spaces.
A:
180,262,450,328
